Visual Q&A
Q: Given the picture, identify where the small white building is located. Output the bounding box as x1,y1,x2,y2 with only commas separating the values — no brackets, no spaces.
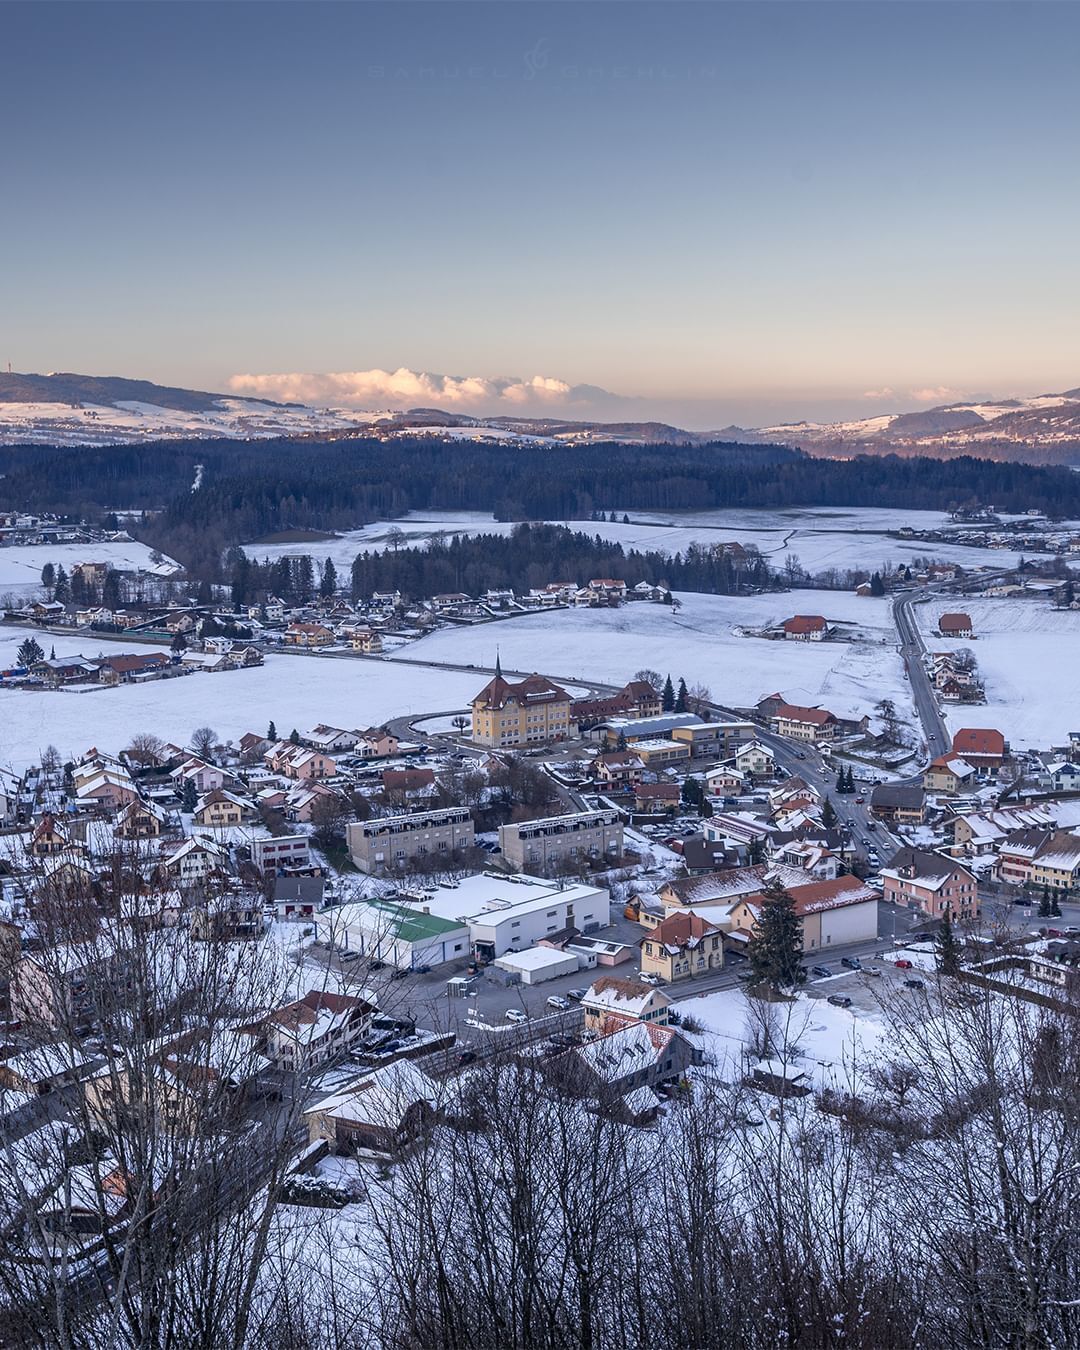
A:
494,946,581,985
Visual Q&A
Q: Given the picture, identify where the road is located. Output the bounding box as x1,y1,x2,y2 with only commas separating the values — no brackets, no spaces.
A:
892,589,949,762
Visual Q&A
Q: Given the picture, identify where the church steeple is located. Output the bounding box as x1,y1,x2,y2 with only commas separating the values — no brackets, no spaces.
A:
494,649,503,679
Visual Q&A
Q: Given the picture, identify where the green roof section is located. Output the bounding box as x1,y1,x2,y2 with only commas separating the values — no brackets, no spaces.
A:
363,898,466,942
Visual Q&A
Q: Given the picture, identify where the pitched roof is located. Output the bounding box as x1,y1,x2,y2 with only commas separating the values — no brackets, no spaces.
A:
582,976,666,1014
952,728,1006,758
644,911,721,951
773,703,836,726
881,846,974,891
939,612,973,631
472,672,570,711
782,615,827,634
740,874,879,917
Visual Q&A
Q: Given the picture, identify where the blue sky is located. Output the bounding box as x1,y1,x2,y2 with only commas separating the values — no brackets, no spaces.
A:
2,1,1078,426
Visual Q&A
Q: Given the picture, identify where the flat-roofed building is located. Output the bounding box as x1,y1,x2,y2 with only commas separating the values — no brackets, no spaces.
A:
347,806,475,874
499,808,623,871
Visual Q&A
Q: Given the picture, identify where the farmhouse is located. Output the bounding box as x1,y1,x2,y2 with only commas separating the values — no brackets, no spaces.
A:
781,615,830,641
938,613,973,638
770,703,838,743
951,728,1007,775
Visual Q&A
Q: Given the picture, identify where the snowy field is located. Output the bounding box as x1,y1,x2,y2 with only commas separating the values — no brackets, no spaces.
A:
0,541,180,603
676,985,887,1095
405,589,912,726
244,506,1030,576
917,597,1080,749
0,630,483,772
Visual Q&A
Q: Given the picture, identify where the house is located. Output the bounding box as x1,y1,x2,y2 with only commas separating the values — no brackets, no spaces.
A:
1039,761,1080,793
951,728,1007,775
581,977,671,1035
30,656,101,684
725,875,880,953
27,813,70,858
268,875,324,920
590,750,645,790
73,769,141,813
546,1021,698,1099
704,766,744,797
347,806,475,874
734,741,776,779
470,665,575,748
303,725,359,754
996,829,1080,891
880,847,979,919
356,728,400,759
770,703,838,743
304,1061,436,1156
869,783,926,826
639,911,724,982
657,864,800,915
382,767,436,802
190,895,263,941
345,626,383,654
265,742,338,780
499,809,623,871
248,990,375,1073
9,948,101,1029
633,782,682,812
283,622,334,647
93,652,170,682
949,806,1056,856
285,780,341,823
250,834,311,875
159,837,230,887
678,836,745,874
193,790,253,829
924,754,979,794
114,798,167,840
938,613,973,638
782,615,830,641
172,757,231,794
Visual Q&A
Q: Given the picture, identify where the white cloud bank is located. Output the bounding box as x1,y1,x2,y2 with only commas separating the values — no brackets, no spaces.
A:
228,367,583,412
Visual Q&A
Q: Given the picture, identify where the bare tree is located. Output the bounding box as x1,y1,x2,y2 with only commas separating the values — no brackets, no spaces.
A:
190,727,218,762
124,732,167,769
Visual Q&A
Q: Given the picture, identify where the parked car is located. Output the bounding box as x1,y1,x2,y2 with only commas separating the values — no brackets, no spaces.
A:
828,994,853,1008
894,958,913,970
855,796,865,804
566,988,587,1002
546,995,571,1011
840,956,862,970
505,1008,528,1023
390,968,409,981
339,951,361,964
456,1049,477,1066
369,960,386,972
639,972,662,986
903,979,925,991
811,964,832,978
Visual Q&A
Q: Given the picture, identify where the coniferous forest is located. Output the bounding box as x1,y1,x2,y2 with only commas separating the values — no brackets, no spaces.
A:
2,435,1078,581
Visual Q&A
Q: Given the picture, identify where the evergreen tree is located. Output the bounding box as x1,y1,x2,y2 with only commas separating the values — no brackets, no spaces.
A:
622,513,630,524
16,637,44,668
40,562,55,590
821,796,837,828
289,728,300,744
1051,889,1062,918
102,569,122,610
675,678,689,713
1039,886,1052,918
935,906,962,977
661,674,676,712
53,565,70,603
320,558,338,599
870,571,885,597
746,876,806,990
171,630,187,656
268,720,277,742
181,778,198,812
681,777,704,809
615,730,628,752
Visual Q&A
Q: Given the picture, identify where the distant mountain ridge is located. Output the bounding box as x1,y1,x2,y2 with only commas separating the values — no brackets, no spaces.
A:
1,370,1079,463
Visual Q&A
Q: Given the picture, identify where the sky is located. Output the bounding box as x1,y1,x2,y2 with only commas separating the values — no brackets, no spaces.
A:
2,1,1079,428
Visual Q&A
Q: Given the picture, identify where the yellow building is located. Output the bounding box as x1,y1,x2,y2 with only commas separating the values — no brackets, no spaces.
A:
470,661,574,748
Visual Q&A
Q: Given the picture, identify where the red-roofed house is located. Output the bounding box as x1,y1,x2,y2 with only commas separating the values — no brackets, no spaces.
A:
639,911,724,982
770,703,838,743
726,874,879,952
938,613,973,638
782,615,830,641
951,728,1007,775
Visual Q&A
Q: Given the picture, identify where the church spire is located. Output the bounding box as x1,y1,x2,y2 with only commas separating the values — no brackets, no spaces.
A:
495,648,503,679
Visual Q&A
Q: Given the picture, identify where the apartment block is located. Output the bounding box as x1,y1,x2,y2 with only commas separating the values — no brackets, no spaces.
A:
347,806,475,874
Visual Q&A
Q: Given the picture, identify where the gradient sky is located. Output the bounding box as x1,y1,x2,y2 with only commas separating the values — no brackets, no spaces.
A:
2,1,1079,427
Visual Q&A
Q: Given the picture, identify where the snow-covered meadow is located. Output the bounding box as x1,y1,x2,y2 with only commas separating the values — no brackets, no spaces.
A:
917,596,1080,749
244,505,1031,575
0,629,483,772
0,540,180,604
405,589,911,725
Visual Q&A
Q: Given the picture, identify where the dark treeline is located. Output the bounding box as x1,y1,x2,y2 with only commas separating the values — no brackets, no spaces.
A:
230,523,775,605
4,435,1080,577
